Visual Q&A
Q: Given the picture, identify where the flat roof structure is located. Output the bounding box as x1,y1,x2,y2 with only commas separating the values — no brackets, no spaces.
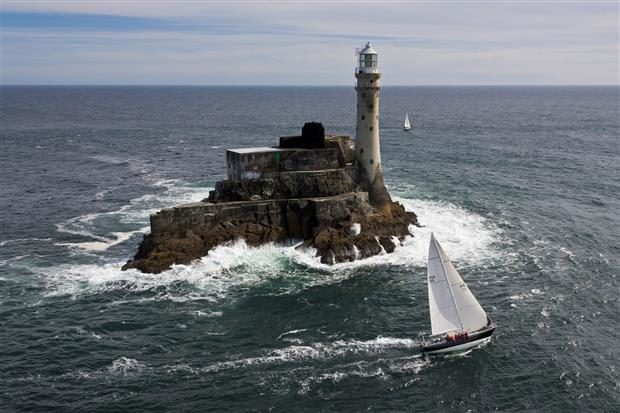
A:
227,147,283,154
227,147,333,155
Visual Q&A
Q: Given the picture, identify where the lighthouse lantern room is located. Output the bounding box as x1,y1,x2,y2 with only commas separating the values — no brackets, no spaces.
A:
357,43,378,73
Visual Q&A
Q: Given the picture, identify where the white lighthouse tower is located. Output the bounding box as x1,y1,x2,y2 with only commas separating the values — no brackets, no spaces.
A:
355,42,392,216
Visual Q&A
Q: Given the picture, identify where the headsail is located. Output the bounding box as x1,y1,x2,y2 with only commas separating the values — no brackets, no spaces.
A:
403,113,411,130
427,233,488,335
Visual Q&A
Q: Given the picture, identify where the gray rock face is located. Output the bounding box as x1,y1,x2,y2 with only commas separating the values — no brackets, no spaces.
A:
122,134,419,274
208,169,359,203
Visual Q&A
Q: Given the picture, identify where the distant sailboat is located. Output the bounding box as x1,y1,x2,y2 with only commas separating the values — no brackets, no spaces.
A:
403,113,411,131
421,233,495,354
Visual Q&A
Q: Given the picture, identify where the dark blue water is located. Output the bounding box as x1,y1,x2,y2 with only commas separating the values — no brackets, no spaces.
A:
1,86,618,411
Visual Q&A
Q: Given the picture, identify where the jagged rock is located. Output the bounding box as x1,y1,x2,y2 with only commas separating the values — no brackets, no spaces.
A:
123,191,418,273
378,236,396,254
208,169,358,203
306,201,415,265
122,133,419,274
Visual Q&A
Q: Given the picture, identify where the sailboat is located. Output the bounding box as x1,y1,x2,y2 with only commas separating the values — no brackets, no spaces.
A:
403,113,411,131
422,233,495,354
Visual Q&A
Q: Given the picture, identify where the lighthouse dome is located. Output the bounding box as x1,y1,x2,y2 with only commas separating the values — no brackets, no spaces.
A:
360,42,377,55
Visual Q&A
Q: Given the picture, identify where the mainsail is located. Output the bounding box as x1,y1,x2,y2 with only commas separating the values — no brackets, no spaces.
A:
403,113,411,130
427,233,488,335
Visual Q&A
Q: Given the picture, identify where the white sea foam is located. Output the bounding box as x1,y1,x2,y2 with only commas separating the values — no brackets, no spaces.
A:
203,336,420,372
40,194,504,300
38,240,294,299
277,329,309,340
297,365,392,395
60,357,147,380
0,254,32,267
108,357,145,375
442,337,492,358
55,179,212,252
286,196,503,271
56,228,150,252
0,238,52,248
295,354,431,394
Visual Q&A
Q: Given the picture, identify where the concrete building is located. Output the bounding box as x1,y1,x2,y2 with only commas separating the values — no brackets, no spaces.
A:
226,147,340,180
354,42,392,216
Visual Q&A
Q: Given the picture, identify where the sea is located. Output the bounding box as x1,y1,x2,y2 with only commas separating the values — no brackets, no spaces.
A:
1,86,618,412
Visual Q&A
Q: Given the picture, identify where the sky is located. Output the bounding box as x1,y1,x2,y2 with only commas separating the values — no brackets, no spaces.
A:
1,1,619,85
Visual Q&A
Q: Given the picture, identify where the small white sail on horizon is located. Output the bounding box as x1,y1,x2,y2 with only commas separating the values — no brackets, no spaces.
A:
427,233,488,336
403,113,411,131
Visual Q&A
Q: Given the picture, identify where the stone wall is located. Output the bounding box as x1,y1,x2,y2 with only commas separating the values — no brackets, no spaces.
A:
226,148,340,180
207,169,359,203
125,192,377,273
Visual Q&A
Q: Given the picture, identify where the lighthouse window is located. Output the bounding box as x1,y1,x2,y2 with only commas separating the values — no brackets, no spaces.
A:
360,148,364,154
369,126,373,131
361,115,365,120
370,159,374,165
362,93,366,98
369,104,374,110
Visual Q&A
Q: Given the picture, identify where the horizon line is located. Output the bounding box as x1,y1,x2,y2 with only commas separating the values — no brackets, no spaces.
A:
4,84,619,87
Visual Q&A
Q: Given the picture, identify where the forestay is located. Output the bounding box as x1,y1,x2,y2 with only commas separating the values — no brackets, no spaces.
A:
427,233,488,335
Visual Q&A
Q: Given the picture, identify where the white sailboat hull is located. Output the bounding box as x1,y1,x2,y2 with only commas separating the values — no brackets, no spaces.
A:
422,324,495,355
424,336,491,355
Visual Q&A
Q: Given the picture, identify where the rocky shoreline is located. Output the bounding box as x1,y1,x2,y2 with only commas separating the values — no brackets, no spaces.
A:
122,134,419,273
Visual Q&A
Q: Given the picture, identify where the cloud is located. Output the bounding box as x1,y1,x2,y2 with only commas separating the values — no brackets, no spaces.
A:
1,2,618,85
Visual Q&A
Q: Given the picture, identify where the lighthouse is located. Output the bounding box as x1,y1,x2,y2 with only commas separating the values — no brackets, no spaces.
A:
355,42,392,216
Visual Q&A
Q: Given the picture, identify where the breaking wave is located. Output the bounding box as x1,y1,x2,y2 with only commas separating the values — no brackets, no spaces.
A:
56,338,429,388
203,336,421,373
36,189,504,300
55,179,212,252
290,196,504,270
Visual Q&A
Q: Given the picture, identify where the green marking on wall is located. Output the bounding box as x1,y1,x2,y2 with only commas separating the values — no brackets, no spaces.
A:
275,153,281,161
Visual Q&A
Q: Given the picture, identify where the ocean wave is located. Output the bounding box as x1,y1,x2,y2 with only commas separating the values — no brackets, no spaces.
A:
60,357,147,380
37,240,294,299
38,194,504,299
55,179,212,253
55,228,150,252
295,355,430,395
288,196,504,271
0,254,32,268
0,238,52,248
156,340,431,396
203,336,421,373
108,357,146,375
58,343,427,386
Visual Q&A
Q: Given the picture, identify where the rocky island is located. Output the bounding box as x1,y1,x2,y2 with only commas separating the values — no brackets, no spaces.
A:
122,43,419,273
